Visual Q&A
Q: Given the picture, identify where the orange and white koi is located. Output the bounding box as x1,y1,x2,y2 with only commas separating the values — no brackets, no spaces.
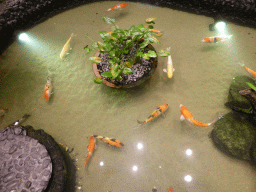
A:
180,104,215,127
84,136,96,166
168,187,174,192
60,33,74,59
137,103,169,124
44,75,53,101
163,47,175,79
244,66,256,78
93,135,124,147
0,107,8,116
202,35,232,43
105,3,127,12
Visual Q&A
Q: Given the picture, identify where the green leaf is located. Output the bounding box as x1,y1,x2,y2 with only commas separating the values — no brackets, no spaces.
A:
111,33,119,39
85,33,89,38
148,25,154,29
148,35,160,44
111,69,122,79
146,18,157,22
246,82,256,91
158,50,170,57
143,53,150,60
154,32,163,37
98,31,107,38
94,77,103,84
123,67,133,75
146,50,157,58
102,17,115,24
84,47,94,55
101,72,113,78
89,56,101,63
97,41,105,51
139,40,149,49
137,52,144,57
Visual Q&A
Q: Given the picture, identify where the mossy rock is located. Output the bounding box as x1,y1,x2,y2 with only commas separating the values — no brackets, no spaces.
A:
225,75,256,114
211,111,256,161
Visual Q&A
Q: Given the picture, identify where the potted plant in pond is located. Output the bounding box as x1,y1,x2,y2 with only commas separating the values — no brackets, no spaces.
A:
84,17,170,88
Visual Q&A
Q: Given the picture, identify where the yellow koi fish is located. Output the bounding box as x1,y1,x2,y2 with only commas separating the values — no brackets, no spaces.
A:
60,33,74,59
163,47,175,79
137,103,169,124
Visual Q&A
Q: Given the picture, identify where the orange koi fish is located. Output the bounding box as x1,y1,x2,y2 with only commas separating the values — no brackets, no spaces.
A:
180,104,215,127
168,187,174,192
84,136,96,166
137,103,169,124
105,3,127,12
93,135,124,147
202,35,232,43
163,46,175,79
44,75,53,101
149,29,161,33
244,66,256,78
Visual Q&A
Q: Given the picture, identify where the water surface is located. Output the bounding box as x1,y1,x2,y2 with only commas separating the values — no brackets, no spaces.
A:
1,1,256,191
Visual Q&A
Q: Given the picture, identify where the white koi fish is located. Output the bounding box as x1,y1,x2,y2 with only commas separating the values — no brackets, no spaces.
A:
163,47,175,79
60,33,74,59
202,35,232,43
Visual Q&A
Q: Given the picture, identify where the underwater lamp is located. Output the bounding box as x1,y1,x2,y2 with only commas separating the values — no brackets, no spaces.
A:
18,33,30,42
209,21,227,32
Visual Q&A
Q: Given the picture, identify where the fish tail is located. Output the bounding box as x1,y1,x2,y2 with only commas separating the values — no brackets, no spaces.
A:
84,154,91,166
166,46,171,52
137,120,146,124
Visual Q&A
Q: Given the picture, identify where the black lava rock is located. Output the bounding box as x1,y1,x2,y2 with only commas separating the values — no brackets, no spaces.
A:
96,44,158,88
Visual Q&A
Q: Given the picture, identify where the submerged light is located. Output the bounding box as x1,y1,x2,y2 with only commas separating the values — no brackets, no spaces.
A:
186,149,193,156
215,21,226,31
132,165,138,172
209,21,227,32
184,175,192,182
18,33,30,42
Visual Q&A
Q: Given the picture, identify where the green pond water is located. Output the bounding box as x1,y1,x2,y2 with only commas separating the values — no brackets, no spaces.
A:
1,1,256,191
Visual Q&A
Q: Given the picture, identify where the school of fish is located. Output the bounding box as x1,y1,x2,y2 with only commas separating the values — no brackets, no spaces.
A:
1,3,253,192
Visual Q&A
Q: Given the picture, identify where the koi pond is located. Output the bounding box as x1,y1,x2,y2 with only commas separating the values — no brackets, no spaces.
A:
0,1,256,191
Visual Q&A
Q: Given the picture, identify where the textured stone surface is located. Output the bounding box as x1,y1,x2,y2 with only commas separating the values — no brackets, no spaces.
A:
0,0,256,54
0,126,52,192
211,111,256,161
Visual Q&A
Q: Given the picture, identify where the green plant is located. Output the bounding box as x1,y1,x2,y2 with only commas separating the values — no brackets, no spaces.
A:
84,17,170,84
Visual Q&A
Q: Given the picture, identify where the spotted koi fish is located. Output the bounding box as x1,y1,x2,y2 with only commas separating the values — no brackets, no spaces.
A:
44,75,53,101
93,135,124,147
84,136,96,166
180,104,215,127
105,3,127,12
137,103,169,124
202,35,232,43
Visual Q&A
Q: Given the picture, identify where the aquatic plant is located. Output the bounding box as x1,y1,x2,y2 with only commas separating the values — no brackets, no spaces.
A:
84,17,170,84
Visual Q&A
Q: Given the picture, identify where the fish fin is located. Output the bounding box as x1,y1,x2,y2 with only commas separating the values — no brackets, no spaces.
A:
163,69,167,73
180,114,185,121
137,120,145,124
161,113,166,118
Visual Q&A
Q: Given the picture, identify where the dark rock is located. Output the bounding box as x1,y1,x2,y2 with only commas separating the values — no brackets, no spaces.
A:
211,111,256,160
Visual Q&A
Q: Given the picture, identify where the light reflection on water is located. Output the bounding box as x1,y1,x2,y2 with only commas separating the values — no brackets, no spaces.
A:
0,1,256,192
